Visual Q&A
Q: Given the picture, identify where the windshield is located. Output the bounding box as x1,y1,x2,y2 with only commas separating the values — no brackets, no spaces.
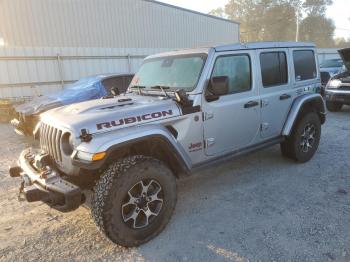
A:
320,59,343,68
130,54,207,92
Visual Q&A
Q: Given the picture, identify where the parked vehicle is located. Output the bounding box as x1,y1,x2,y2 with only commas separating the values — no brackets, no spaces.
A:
320,58,345,96
324,48,350,112
320,58,344,76
10,73,134,136
10,42,325,247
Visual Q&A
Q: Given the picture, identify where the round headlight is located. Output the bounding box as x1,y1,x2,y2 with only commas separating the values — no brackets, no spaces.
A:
326,79,342,89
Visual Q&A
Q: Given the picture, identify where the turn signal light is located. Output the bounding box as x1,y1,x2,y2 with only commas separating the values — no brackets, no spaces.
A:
92,152,106,161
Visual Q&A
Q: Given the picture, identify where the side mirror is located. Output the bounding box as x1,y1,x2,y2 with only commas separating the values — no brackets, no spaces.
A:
206,76,229,102
111,86,120,96
209,76,229,96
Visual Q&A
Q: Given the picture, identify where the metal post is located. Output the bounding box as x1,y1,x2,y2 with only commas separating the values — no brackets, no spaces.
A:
57,53,64,89
127,54,131,73
295,10,299,42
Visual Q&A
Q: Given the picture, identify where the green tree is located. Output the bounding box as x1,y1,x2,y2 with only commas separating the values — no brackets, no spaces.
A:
208,7,225,18
299,15,335,47
261,3,297,41
334,37,350,48
209,0,335,47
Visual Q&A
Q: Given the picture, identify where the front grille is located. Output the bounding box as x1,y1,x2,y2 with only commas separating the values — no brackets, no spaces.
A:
40,123,63,162
339,86,350,91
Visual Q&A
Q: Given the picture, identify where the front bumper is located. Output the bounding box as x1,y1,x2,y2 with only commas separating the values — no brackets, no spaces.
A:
325,89,350,104
10,118,26,136
10,148,82,212
10,113,39,136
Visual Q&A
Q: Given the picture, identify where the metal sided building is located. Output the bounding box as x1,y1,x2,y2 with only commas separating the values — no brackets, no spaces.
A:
0,0,239,100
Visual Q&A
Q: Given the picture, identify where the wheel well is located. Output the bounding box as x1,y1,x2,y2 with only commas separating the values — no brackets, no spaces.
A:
299,98,326,124
103,137,189,178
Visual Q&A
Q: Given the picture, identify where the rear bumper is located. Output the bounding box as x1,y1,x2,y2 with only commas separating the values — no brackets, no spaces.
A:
325,89,350,104
10,148,82,212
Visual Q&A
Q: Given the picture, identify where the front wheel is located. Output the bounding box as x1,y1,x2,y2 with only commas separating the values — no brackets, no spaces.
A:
280,112,321,163
91,155,177,247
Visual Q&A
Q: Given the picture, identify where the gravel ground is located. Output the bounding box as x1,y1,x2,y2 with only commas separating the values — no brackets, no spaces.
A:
0,107,350,262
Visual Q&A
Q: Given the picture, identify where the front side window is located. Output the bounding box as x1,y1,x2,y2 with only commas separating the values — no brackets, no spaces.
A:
293,50,317,81
260,52,288,87
130,54,206,92
211,54,251,95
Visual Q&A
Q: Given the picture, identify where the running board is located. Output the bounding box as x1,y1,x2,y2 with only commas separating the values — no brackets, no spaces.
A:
191,137,284,173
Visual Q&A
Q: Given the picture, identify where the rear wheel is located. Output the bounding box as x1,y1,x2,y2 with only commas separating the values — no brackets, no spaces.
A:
326,101,343,112
91,155,177,247
280,112,321,163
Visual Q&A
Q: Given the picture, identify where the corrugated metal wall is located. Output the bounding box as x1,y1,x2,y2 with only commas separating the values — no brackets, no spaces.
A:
0,0,239,48
0,47,170,99
0,0,239,99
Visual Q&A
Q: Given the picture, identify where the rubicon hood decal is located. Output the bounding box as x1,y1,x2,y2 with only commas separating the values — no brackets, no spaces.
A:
97,110,173,130
40,94,181,135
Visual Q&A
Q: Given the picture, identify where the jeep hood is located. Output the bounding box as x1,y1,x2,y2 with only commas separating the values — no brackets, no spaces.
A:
40,94,181,136
338,48,350,72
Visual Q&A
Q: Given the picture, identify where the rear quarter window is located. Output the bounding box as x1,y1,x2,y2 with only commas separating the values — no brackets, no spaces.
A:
293,50,317,81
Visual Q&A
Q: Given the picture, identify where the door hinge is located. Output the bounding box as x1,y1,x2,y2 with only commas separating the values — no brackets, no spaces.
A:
203,112,214,121
261,122,269,131
205,138,215,148
261,99,269,107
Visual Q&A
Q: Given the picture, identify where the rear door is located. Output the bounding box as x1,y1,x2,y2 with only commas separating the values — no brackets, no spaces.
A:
258,49,295,138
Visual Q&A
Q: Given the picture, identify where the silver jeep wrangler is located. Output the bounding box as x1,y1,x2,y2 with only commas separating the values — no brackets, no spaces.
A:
10,42,325,247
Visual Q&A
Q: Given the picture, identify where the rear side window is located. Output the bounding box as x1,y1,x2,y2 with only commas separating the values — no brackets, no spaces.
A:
293,50,317,81
260,52,288,87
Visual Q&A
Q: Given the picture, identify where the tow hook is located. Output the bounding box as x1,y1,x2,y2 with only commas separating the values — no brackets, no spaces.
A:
18,180,25,201
25,151,35,161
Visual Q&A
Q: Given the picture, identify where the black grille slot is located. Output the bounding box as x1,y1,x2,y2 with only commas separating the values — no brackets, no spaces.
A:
339,86,350,91
40,123,63,162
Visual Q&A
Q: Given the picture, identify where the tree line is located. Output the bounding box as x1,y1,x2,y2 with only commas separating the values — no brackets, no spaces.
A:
209,0,349,48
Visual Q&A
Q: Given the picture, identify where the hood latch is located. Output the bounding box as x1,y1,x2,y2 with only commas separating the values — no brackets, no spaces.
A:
80,129,92,142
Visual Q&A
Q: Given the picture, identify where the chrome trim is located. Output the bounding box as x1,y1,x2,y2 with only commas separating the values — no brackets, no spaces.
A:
325,89,350,94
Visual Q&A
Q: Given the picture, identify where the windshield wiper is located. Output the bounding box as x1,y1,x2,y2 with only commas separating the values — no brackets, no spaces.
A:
130,85,146,95
150,85,171,98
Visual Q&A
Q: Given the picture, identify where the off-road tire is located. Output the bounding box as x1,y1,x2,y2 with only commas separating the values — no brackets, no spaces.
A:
280,112,321,163
326,101,343,112
91,155,177,247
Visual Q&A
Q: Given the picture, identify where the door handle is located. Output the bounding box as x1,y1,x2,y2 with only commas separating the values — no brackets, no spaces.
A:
280,94,291,100
244,101,259,108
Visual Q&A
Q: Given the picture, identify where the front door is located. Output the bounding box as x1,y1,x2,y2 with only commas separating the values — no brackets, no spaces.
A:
202,51,261,156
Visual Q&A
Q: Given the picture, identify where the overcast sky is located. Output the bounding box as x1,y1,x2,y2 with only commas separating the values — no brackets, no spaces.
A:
159,0,350,39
